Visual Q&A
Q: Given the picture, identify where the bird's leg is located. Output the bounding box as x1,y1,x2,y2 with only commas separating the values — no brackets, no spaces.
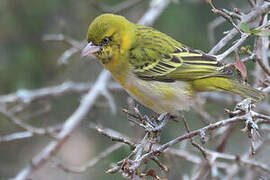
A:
149,112,170,131
170,115,179,122
168,111,184,122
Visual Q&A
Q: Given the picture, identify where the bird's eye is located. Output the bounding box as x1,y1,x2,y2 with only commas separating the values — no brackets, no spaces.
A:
101,37,111,45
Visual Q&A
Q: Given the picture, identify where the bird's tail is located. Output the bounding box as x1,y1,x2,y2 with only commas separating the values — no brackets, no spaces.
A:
192,77,265,102
230,80,265,102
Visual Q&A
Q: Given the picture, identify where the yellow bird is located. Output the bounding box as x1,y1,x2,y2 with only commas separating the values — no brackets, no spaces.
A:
82,14,264,114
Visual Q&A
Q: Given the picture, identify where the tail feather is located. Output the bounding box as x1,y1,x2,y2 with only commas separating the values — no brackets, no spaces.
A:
230,81,265,102
192,77,265,102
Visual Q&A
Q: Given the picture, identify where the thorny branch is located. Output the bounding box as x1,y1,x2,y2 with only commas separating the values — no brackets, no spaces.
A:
97,100,270,179
0,0,269,179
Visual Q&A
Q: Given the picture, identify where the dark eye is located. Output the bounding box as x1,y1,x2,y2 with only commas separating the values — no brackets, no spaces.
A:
101,37,111,45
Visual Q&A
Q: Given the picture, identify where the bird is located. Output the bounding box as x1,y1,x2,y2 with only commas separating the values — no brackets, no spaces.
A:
81,13,265,115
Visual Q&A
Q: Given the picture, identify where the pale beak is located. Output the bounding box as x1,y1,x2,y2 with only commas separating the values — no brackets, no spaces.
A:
81,42,101,57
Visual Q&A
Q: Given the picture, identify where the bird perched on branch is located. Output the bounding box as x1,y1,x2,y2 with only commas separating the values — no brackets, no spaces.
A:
82,14,264,114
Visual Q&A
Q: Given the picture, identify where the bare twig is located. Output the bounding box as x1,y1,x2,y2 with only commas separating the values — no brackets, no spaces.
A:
14,70,111,180
43,34,85,64
206,150,270,174
255,57,270,75
0,81,121,105
128,110,270,172
211,7,243,34
247,0,255,7
216,33,249,61
108,0,145,13
208,17,226,45
0,107,61,136
90,0,144,13
0,125,61,143
137,0,170,26
209,2,270,55
181,115,207,158
89,123,135,147
55,143,123,173
215,124,235,152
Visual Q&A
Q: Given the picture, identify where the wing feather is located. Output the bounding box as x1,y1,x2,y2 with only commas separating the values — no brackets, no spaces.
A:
129,26,230,82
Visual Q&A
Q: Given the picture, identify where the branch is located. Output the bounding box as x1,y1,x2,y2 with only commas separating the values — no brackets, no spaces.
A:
13,70,111,180
43,34,85,64
55,143,123,173
90,0,144,13
0,81,121,105
137,0,170,26
216,33,249,61
208,17,226,46
89,106,270,177
206,150,270,174
89,123,136,147
0,125,61,143
0,107,62,136
209,2,270,56
129,114,249,171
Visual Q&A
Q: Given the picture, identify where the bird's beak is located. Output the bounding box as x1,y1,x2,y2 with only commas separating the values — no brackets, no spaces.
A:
81,42,101,57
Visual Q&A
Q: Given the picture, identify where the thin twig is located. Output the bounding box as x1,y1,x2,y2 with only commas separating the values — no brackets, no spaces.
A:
0,107,61,135
211,8,243,34
209,2,270,55
0,81,121,105
130,114,249,171
14,70,111,180
90,0,144,13
216,34,249,61
55,143,123,173
89,123,136,147
0,125,62,143
181,115,207,158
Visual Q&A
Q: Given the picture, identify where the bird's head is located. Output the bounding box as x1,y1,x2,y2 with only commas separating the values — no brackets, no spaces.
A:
82,14,134,65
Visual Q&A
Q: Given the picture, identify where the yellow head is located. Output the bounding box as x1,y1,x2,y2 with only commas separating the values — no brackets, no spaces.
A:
82,14,134,66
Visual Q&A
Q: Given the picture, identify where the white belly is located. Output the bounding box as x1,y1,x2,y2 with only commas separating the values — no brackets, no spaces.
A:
125,76,194,114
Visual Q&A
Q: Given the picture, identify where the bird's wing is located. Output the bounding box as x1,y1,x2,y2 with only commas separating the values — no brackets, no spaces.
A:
130,46,230,82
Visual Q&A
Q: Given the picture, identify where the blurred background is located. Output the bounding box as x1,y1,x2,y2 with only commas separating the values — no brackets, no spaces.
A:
0,0,268,179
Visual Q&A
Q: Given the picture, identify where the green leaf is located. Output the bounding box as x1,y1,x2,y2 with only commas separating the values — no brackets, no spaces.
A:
253,29,270,36
250,29,261,35
240,23,250,33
